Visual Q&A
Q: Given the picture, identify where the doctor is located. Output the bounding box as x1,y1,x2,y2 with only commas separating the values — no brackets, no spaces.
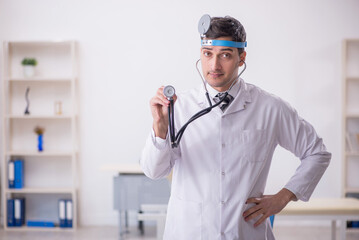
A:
141,15,331,240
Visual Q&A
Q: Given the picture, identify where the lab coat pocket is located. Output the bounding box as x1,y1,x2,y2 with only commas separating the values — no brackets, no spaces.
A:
241,129,267,162
165,196,202,240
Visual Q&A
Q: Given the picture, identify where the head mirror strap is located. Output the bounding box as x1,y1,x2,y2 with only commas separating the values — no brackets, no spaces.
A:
201,39,247,48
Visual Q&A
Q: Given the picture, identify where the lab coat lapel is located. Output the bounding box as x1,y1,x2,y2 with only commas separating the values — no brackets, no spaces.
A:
195,79,253,115
224,79,252,116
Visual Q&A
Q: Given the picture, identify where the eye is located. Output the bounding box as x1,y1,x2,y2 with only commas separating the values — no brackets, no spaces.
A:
222,53,231,58
203,51,211,57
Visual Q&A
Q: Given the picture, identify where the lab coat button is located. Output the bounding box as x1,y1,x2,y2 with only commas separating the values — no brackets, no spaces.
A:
221,171,225,176
221,201,225,205
222,143,225,148
221,232,224,236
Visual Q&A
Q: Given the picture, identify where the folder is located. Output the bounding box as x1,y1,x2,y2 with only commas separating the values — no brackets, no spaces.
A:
7,199,15,227
59,199,66,228
14,198,25,226
27,221,55,228
8,160,15,188
14,159,24,189
14,199,21,226
66,199,73,228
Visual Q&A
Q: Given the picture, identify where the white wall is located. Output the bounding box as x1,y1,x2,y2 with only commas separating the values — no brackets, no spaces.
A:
0,0,358,226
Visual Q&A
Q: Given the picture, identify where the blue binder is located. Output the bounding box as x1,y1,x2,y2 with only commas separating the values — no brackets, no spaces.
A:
14,198,25,226
7,199,15,227
59,199,66,228
66,199,73,228
14,159,24,189
27,221,55,228
8,160,15,188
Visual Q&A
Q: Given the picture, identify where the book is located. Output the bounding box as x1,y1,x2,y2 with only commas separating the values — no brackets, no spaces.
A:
59,199,66,228
7,199,15,227
66,199,73,228
14,159,24,189
14,198,25,226
8,160,15,188
27,220,55,228
14,199,21,226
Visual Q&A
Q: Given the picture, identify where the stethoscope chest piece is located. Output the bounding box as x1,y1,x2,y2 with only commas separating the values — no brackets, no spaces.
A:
163,85,175,99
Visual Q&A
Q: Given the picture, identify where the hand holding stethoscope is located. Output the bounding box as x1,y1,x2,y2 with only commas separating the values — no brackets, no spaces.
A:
149,86,178,140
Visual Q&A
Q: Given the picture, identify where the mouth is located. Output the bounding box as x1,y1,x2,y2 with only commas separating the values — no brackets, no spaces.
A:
208,72,224,78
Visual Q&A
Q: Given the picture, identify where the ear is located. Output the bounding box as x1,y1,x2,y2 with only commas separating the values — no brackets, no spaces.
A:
238,51,247,67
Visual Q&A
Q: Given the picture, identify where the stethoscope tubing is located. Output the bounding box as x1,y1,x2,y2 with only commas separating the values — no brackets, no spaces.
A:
168,60,246,148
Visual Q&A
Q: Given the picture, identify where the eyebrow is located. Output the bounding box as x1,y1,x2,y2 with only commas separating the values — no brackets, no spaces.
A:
202,47,234,52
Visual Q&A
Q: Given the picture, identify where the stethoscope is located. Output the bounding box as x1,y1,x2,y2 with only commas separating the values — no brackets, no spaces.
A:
163,60,247,148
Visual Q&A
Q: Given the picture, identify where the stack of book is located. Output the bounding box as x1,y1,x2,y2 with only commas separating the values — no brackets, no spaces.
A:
8,159,24,189
59,199,73,228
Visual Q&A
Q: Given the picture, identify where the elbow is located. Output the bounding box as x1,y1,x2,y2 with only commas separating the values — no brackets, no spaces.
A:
143,167,170,180
140,159,171,180
144,171,164,180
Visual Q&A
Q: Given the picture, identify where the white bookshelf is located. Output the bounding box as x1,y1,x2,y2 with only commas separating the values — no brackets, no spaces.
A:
342,39,359,232
1,40,78,230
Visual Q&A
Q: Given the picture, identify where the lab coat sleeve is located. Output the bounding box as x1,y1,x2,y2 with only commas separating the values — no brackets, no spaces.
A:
277,100,331,202
140,129,179,180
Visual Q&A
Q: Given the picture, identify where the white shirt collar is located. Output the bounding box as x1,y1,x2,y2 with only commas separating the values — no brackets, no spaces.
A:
206,79,241,99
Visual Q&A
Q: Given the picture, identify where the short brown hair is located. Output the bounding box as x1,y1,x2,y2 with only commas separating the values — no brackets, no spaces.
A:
202,16,246,54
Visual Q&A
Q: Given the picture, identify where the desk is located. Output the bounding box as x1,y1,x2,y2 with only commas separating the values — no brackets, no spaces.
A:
137,198,359,240
278,198,359,240
102,164,170,239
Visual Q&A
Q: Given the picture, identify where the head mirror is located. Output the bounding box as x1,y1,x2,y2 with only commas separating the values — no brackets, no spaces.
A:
198,14,211,35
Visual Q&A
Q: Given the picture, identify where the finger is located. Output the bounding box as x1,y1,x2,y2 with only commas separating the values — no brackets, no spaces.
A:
156,89,170,104
243,205,260,218
254,214,269,228
246,197,262,204
244,208,264,222
150,97,169,108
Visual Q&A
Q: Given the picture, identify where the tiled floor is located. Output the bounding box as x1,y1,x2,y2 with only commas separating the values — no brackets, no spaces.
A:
0,225,358,240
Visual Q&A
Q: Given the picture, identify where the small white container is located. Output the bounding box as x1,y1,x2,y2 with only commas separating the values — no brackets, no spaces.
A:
23,65,35,78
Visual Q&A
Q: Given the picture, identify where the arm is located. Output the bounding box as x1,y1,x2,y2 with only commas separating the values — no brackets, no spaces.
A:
140,87,179,179
277,99,331,201
244,99,331,226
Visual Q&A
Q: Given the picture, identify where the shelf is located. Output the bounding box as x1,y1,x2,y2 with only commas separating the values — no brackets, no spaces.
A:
2,40,78,230
6,188,74,194
9,78,72,83
5,226,73,232
8,40,74,47
346,152,359,157
6,115,72,120
347,77,359,81
6,151,73,157
347,228,359,233
345,188,359,193
346,113,359,118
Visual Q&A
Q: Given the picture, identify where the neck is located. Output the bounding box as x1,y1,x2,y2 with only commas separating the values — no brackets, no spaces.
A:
212,78,238,93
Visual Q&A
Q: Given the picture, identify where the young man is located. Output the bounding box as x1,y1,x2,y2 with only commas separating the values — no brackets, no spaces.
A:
141,15,331,240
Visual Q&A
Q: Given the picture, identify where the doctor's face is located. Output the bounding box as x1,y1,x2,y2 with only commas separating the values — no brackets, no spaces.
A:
200,36,246,92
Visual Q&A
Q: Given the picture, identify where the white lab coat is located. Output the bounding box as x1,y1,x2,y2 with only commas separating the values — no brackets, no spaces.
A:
140,79,331,240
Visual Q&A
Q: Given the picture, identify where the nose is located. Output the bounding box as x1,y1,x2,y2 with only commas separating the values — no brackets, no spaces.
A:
211,56,222,71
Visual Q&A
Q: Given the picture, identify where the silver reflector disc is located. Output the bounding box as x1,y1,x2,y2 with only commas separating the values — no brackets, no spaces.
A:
198,14,211,35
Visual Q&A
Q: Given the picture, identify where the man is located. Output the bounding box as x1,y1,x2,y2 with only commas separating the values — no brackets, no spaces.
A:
141,15,331,240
